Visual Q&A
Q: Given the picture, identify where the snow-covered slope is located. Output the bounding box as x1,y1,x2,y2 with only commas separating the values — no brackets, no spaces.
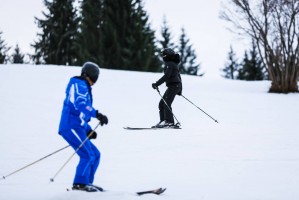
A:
0,64,298,200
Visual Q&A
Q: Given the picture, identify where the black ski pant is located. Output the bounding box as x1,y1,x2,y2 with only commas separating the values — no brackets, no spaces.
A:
159,83,182,123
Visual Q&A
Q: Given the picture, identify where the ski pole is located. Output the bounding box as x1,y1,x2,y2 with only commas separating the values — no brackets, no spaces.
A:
1,145,70,181
50,122,101,182
181,95,219,123
155,87,181,126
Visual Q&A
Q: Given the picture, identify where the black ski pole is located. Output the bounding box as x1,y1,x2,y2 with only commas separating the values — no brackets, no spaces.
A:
50,122,101,182
181,94,219,123
1,145,70,181
155,87,181,126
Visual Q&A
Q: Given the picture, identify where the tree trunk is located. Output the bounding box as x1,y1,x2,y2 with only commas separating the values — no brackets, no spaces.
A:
268,63,299,93
269,78,298,93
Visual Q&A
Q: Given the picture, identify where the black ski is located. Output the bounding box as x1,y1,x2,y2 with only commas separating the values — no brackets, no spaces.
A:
124,126,181,130
136,187,166,195
90,184,104,191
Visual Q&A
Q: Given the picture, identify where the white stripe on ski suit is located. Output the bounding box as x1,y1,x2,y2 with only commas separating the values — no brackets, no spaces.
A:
69,83,89,126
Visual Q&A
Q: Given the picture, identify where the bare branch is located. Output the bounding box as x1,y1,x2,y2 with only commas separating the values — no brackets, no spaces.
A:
221,0,299,92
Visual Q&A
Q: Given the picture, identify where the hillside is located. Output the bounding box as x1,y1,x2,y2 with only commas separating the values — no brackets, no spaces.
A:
0,64,298,200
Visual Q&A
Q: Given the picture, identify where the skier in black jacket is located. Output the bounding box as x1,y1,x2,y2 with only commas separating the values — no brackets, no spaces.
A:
152,48,182,128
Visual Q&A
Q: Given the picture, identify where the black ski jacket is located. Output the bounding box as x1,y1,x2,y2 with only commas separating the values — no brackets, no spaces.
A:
155,61,182,87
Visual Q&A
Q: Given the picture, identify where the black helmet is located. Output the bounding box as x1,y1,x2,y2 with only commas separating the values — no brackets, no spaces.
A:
161,48,175,58
173,52,181,64
81,62,100,83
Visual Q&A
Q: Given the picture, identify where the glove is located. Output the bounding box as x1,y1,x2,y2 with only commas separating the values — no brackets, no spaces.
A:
96,111,108,126
178,89,182,96
152,83,158,90
87,130,97,139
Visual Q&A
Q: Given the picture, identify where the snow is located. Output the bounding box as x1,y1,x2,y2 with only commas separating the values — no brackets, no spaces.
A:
0,64,299,200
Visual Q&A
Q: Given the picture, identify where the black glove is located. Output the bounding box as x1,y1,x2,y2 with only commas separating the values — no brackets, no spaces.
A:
87,130,97,139
96,111,108,126
152,83,158,90
178,89,182,96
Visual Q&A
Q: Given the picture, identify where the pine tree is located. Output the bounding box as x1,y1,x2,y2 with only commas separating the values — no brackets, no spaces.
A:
99,0,160,72
12,44,25,64
177,28,203,76
32,0,79,65
76,0,103,66
159,16,175,50
0,31,10,64
99,0,130,69
222,46,238,79
237,40,267,80
157,16,175,70
237,51,248,80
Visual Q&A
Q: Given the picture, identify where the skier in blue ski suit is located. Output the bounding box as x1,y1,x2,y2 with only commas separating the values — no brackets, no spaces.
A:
58,62,108,192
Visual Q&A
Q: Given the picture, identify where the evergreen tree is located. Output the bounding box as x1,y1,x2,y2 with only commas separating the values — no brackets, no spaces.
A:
237,51,248,80
76,0,103,65
177,28,203,76
99,0,160,72
0,31,10,64
159,16,175,51
99,0,125,69
12,44,25,64
157,16,175,70
32,0,79,65
237,40,267,80
222,46,238,79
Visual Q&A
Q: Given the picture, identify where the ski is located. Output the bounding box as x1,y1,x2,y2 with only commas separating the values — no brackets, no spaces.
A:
124,126,181,130
136,187,166,195
67,186,166,195
90,184,104,192
124,127,157,130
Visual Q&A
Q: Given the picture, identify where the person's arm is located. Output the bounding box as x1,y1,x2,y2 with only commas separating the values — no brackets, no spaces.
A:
155,65,173,86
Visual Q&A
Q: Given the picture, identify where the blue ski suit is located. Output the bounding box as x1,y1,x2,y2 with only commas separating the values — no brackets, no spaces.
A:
58,76,100,185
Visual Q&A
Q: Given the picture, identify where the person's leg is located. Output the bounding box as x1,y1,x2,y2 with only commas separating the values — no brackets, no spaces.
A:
163,85,180,123
88,142,101,184
158,99,165,122
60,128,95,185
